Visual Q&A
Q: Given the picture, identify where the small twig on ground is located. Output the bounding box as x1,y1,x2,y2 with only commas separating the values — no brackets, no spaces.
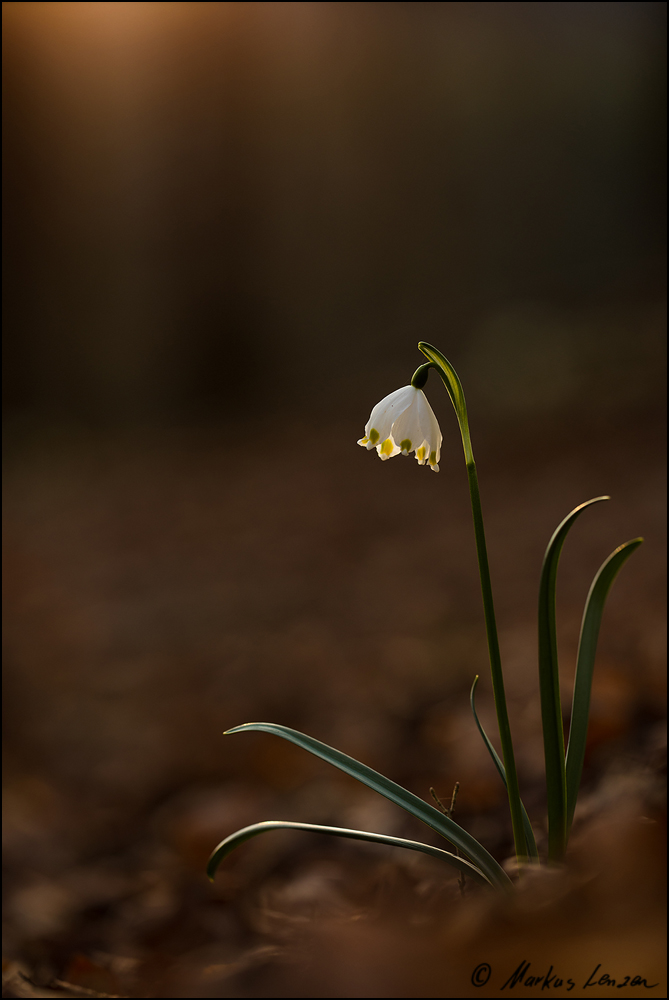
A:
430,782,466,896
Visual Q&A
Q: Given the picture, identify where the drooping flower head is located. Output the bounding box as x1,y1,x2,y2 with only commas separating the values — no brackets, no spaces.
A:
357,385,442,471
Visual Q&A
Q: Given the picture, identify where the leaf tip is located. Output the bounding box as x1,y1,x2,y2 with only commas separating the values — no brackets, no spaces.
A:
224,722,260,735
612,537,644,558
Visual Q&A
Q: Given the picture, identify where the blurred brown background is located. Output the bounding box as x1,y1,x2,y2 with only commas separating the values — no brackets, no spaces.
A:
2,3,666,997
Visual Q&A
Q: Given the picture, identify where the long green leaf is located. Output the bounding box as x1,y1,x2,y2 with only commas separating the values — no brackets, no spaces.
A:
538,496,609,861
469,676,539,860
225,723,513,892
565,538,643,836
207,820,492,887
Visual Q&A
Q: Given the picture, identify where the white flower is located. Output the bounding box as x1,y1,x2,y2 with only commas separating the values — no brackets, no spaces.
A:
357,385,442,471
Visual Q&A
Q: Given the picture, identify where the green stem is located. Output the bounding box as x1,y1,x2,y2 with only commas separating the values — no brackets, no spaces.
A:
416,342,527,862
466,460,528,862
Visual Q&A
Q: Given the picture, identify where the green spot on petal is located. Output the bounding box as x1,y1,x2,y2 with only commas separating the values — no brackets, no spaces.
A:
400,439,412,452
369,428,380,444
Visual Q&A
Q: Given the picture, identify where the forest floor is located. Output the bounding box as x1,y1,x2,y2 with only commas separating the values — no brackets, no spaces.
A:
3,416,666,998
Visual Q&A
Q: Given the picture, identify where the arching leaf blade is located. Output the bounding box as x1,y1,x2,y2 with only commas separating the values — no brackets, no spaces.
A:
470,676,539,860
538,496,609,861
565,538,643,836
207,820,492,887
225,723,512,892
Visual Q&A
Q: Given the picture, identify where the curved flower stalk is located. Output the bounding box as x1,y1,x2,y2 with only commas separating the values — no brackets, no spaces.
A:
358,384,442,470
357,344,528,863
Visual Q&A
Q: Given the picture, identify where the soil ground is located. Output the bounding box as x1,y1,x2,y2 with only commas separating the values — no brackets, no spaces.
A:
3,415,666,998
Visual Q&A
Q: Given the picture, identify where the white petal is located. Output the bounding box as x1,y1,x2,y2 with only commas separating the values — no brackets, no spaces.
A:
415,440,430,464
414,390,442,465
364,386,415,446
376,437,401,461
388,391,424,455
